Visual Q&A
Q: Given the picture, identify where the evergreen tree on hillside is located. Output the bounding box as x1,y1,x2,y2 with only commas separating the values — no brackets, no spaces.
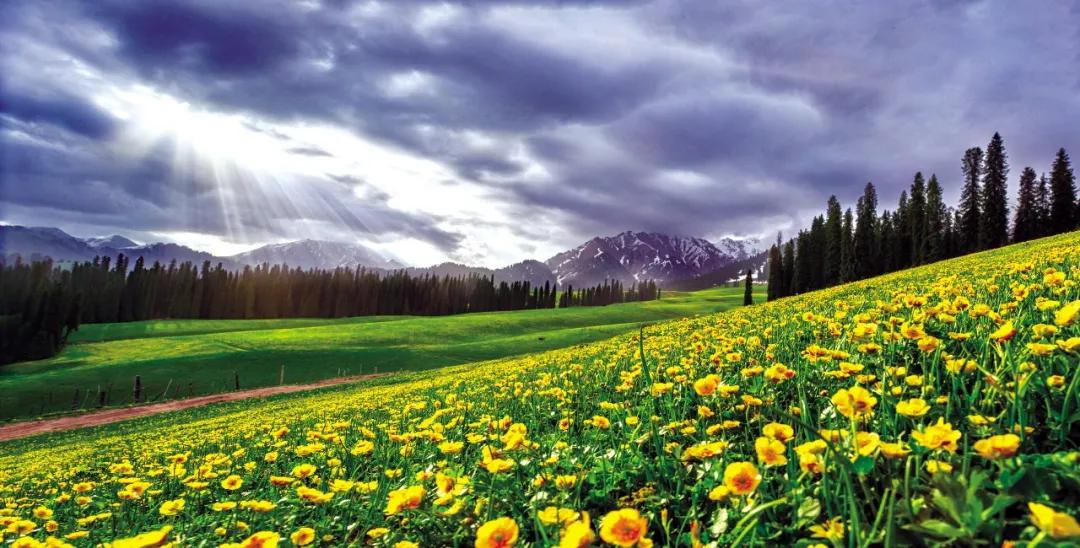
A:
1049,148,1076,233
878,210,897,272
1034,173,1051,238
743,269,753,306
908,172,927,264
959,147,983,252
767,243,782,301
924,174,946,261
840,208,855,282
824,196,843,284
894,190,911,270
1012,167,1039,243
980,132,1010,248
781,240,796,296
854,182,879,279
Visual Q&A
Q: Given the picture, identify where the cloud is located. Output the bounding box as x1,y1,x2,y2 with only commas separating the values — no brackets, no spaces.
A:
1,0,1078,264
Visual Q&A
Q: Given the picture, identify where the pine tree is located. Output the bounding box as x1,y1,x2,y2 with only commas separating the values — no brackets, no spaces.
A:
908,172,927,264
1049,148,1076,234
781,240,796,296
767,236,783,301
1012,167,1038,243
824,196,843,284
839,208,855,282
894,190,911,270
853,182,879,279
743,269,753,306
1035,173,1051,238
980,132,1010,248
924,174,946,261
878,211,896,272
958,147,983,253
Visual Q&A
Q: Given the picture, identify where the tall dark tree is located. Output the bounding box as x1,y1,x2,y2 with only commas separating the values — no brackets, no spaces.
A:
767,242,783,301
1034,173,1051,238
839,208,855,283
853,182,879,279
908,172,927,264
1049,148,1076,234
781,240,796,297
959,147,984,252
894,190,911,270
878,211,897,272
924,174,946,261
1012,167,1039,243
980,132,1010,248
743,269,753,306
824,196,843,284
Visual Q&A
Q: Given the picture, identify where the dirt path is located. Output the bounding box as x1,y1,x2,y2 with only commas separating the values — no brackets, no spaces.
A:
0,373,388,442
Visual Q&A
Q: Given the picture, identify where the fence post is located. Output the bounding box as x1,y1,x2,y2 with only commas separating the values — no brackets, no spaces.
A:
72,388,80,411
133,375,142,403
234,371,240,391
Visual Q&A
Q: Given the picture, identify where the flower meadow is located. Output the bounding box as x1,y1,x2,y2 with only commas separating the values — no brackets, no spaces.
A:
1,232,1078,547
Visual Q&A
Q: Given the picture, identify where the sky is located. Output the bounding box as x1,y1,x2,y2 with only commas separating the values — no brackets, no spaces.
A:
1,1,1078,267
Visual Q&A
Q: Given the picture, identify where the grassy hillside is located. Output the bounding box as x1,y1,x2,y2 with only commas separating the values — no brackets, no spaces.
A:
0,286,761,420
0,232,1076,547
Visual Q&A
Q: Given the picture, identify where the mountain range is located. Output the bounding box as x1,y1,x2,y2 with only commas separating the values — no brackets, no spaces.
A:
0,225,764,289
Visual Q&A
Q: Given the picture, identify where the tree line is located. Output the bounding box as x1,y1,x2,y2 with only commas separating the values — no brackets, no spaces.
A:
0,256,659,365
558,280,659,308
768,134,1076,300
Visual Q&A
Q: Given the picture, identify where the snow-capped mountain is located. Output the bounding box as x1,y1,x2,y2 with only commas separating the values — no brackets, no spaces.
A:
85,235,139,249
3,225,760,289
545,231,759,287
229,239,403,270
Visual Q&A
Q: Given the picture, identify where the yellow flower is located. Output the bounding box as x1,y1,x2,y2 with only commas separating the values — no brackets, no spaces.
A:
707,485,730,501
296,486,333,504
439,441,464,454
559,513,596,548
234,531,280,548
394,542,419,548
555,475,577,490
1029,502,1080,538
990,321,1017,343
220,474,243,490
1048,375,1066,388
809,517,845,540
917,336,940,352
475,517,519,548
895,398,930,418
723,461,761,495
1054,300,1080,326
762,422,794,443
912,418,962,453
755,436,787,466
879,441,911,459
831,385,877,420
925,459,953,474
292,463,317,478
973,434,1020,460
599,509,649,547
290,527,316,546
1057,336,1080,353
1027,342,1057,356
385,485,425,515
693,375,719,396
107,525,173,548
158,498,184,516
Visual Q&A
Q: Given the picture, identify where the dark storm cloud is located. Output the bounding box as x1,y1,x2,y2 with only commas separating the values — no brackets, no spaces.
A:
2,0,1078,259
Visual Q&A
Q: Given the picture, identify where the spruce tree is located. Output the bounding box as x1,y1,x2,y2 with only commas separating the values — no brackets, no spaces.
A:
824,196,843,284
1049,148,1076,234
894,190,911,270
1011,167,1038,243
980,132,1010,248
781,240,796,296
743,269,753,306
924,174,946,261
908,172,927,264
958,147,984,252
767,244,782,301
853,182,879,279
1035,173,1051,238
840,208,855,283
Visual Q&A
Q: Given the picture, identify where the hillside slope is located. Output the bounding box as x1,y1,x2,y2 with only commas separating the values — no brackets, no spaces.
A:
1,232,1077,546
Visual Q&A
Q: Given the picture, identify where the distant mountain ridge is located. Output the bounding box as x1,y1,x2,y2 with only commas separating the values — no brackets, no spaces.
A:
544,230,760,287
1,225,762,288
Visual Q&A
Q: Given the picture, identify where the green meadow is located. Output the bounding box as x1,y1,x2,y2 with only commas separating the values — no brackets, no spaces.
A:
0,285,762,421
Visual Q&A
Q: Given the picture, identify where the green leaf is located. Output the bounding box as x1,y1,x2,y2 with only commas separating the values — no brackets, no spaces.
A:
796,497,821,525
852,455,875,475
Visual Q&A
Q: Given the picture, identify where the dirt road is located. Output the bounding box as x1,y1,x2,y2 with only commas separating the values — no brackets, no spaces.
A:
0,373,387,443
